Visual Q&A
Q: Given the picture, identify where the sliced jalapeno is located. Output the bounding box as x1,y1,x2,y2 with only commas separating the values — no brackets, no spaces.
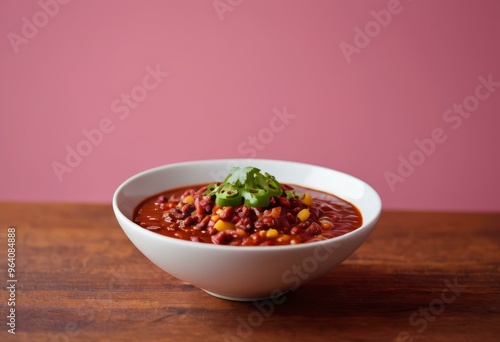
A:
285,190,297,199
203,183,220,196
264,173,282,196
206,167,291,208
242,186,269,207
215,184,243,207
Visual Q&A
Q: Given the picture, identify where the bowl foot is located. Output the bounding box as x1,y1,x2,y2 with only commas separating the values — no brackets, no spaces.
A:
202,289,289,302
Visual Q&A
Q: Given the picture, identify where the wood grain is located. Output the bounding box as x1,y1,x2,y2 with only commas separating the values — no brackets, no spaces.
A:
0,203,499,341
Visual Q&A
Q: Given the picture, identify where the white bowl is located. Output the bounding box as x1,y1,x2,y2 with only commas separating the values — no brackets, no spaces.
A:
112,159,382,301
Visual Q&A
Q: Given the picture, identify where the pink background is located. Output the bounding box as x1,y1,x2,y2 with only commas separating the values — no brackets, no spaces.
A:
1,0,499,211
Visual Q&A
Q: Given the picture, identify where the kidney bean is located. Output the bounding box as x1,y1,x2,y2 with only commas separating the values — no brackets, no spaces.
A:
235,217,252,231
331,215,341,222
181,203,194,216
290,226,302,235
194,195,213,215
308,207,319,221
299,221,310,228
289,199,302,208
275,213,290,230
169,208,184,220
306,222,322,236
260,240,274,246
219,206,234,220
268,196,277,206
294,233,308,243
204,204,213,213
211,230,233,245
194,215,211,230
254,220,264,230
184,216,198,227
229,239,242,246
286,212,297,225
278,196,290,207
194,197,204,215
236,205,251,218
252,207,263,217
241,237,255,246
206,225,217,235
262,217,275,228
249,232,263,245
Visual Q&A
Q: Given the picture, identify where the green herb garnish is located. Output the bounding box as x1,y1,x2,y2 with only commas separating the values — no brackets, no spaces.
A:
204,167,285,207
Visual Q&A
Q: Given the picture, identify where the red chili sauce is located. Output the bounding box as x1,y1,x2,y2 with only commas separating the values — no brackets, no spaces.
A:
133,183,362,246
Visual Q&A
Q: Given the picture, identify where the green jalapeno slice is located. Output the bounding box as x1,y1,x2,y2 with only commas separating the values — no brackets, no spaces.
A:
285,190,297,199
242,186,269,207
203,183,220,196
263,173,282,196
215,184,243,207
204,167,289,208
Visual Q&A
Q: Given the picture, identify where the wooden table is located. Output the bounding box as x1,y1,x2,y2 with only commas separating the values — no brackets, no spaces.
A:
0,203,498,341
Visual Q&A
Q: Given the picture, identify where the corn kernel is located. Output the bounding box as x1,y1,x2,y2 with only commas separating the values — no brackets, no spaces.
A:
301,193,314,207
211,214,220,222
214,220,235,232
266,229,278,239
182,195,195,204
297,208,311,222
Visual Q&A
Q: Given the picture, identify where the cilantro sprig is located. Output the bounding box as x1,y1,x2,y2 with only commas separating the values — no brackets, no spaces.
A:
204,167,284,207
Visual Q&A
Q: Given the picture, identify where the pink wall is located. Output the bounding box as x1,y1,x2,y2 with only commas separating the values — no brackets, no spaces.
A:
1,0,499,211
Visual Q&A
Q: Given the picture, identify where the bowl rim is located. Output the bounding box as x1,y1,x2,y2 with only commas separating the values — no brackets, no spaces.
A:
112,158,382,252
